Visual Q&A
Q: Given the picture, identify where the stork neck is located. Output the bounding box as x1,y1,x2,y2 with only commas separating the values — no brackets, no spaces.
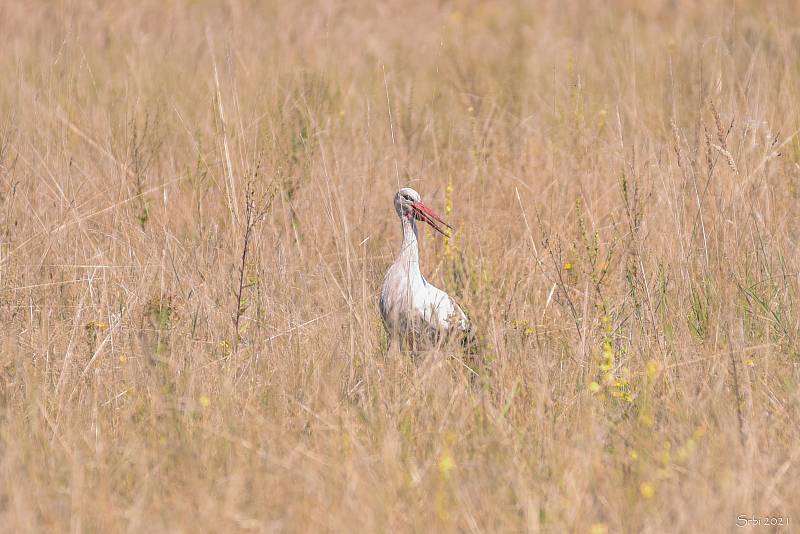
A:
398,215,420,268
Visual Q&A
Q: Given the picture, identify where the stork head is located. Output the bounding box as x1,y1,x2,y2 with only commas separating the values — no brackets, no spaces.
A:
393,187,452,236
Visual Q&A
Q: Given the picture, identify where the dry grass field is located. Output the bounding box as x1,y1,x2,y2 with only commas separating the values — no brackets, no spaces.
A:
1,0,799,532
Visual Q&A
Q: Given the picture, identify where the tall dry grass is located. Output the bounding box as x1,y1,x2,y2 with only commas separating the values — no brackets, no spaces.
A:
1,0,799,531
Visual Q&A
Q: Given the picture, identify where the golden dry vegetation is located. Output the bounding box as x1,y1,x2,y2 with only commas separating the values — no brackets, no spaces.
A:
1,1,799,532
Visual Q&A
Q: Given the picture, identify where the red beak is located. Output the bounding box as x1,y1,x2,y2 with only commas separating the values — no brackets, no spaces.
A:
411,201,453,236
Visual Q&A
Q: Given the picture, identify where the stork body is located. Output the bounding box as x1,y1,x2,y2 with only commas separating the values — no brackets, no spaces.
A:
380,188,470,349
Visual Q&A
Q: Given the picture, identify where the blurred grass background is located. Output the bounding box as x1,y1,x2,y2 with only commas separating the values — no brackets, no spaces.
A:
0,0,799,531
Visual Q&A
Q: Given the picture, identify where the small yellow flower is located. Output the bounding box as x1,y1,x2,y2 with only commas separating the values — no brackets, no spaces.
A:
677,436,697,461
611,387,633,402
438,451,456,477
563,262,573,271
199,395,211,408
629,450,639,461
445,178,454,217
600,341,615,372
744,358,755,367
523,326,535,336
646,360,658,379
119,354,128,364
639,411,654,428
639,482,655,499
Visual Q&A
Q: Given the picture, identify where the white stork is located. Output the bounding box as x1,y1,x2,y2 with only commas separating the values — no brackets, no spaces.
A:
379,187,472,350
